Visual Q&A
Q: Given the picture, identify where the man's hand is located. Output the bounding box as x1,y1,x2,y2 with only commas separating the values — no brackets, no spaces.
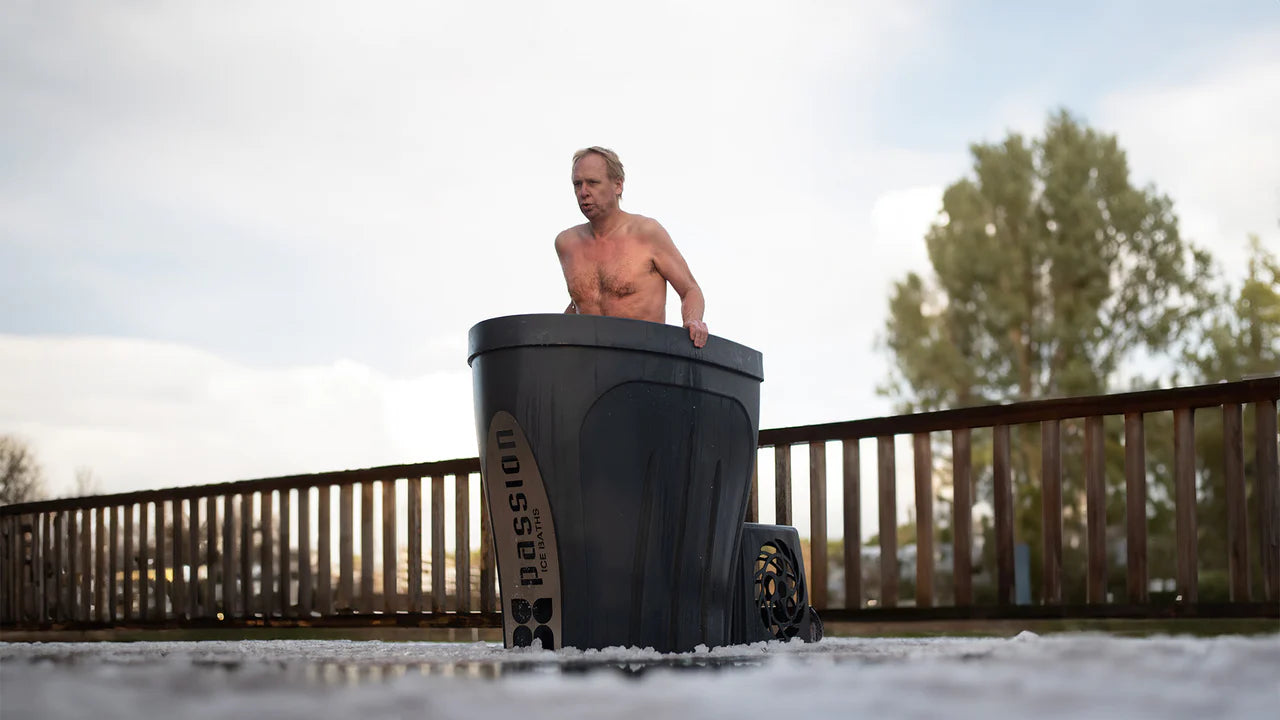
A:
685,319,709,348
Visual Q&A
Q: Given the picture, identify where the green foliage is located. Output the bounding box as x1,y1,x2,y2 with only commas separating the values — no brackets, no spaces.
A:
1185,236,1280,383
882,110,1217,603
1184,239,1279,595
884,109,1212,410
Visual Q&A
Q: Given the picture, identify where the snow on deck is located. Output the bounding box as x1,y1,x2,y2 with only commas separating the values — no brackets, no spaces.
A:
3,633,1278,719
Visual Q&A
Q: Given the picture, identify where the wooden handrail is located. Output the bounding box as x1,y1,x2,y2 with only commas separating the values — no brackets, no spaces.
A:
758,376,1279,446
0,457,481,516
3,377,1273,518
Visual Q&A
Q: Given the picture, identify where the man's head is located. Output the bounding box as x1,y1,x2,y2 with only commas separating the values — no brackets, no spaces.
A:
572,147,624,220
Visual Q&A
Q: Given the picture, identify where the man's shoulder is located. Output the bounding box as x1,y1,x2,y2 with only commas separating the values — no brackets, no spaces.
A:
626,214,673,245
623,213,667,237
555,224,590,249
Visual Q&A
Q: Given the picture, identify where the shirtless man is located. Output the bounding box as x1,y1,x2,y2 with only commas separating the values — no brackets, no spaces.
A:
555,146,710,348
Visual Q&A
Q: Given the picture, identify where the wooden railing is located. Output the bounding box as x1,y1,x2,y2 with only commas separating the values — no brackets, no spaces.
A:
0,458,492,628
753,376,1278,618
2,377,1276,629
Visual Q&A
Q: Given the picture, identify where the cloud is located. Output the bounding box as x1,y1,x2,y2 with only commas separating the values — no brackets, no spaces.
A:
0,1,935,372
10,2,1272,549
871,185,943,276
1097,28,1280,277
0,2,956,513
0,335,477,497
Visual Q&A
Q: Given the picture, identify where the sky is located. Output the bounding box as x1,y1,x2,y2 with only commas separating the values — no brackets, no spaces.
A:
2,0,1278,518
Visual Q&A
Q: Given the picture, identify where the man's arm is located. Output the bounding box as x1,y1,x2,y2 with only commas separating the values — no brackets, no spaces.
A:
555,231,578,315
647,220,709,348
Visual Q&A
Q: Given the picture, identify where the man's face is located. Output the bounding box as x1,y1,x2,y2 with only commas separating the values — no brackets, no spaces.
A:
571,153,622,220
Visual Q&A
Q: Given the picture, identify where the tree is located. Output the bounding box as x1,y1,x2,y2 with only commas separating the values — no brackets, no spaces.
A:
882,110,1212,602
73,466,102,497
885,110,1211,408
1185,236,1280,384
1,434,48,506
1183,237,1280,599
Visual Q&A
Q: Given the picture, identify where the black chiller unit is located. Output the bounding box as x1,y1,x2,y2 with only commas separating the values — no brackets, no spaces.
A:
469,314,822,652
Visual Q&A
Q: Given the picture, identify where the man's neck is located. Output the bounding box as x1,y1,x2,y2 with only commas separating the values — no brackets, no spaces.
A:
588,207,628,239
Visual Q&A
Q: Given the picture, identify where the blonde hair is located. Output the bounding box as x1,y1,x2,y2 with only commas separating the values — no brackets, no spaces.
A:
572,146,625,197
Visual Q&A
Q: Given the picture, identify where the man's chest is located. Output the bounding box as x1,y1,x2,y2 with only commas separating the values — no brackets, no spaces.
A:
563,244,658,299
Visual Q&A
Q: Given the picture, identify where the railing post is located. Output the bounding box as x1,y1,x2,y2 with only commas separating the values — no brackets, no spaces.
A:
912,432,933,608
47,512,57,622
31,513,43,623
25,514,33,623
298,488,312,617
2,517,11,623
108,506,119,622
55,511,66,622
993,425,1014,606
206,496,217,619
952,429,972,606
339,483,353,611
1,518,7,623
46,512,56,622
239,493,253,616
70,510,82,621
383,480,397,613
171,498,184,620
431,475,446,612
877,435,897,608
34,513,46,623
261,491,274,617
775,444,792,526
279,489,291,617
1123,413,1148,603
1257,399,1279,602
1174,407,1197,603
1085,416,1107,604
408,478,423,613
360,482,373,614
7,517,17,623
27,514,36,622
45,512,56,622
808,441,828,609
190,498,202,619
455,474,471,613
84,508,96,621
154,502,166,620
318,485,333,616
841,439,861,609
222,495,235,618
138,504,148,621
1041,420,1063,605
1223,403,1249,601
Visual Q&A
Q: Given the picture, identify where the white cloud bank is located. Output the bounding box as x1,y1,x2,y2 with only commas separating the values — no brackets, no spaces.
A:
1,1,947,500
0,335,476,496
2,3,1276,520
1099,28,1280,276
